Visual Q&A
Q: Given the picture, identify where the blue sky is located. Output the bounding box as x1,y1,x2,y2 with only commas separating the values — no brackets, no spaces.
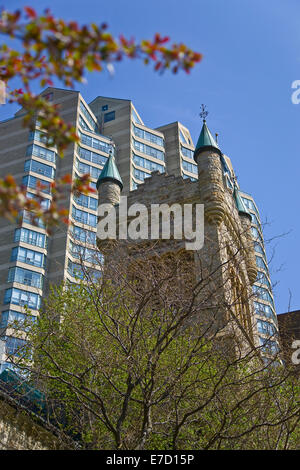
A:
1,0,300,314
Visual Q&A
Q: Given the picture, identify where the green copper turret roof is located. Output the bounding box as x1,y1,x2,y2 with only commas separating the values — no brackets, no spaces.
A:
194,120,221,157
233,185,252,220
96,153,123,190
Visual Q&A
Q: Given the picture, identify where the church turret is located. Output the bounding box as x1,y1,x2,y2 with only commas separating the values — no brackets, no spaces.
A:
194,119,221,157
96,151,123,206
194,110,225,225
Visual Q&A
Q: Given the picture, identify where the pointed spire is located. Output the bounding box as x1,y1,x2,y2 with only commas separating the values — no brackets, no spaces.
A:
233,184,252,221
96,151,123,191
194,120,221,157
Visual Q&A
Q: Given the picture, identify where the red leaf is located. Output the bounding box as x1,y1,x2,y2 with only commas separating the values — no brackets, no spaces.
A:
24,6,37,19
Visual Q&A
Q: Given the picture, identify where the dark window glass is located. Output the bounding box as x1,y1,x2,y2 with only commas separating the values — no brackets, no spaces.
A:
104,111,115,123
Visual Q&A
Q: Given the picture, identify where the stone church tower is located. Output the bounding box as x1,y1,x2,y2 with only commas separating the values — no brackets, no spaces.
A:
97,119,259,351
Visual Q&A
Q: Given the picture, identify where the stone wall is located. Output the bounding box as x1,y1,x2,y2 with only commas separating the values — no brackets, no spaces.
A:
97,165,258,349
0,391,66,450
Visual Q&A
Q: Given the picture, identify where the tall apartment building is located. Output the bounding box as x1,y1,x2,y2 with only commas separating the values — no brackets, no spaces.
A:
0,87,279,370
239,192,279,355
88,97,198,191
0,88,113,371
155,121,198,182
88,96,166,193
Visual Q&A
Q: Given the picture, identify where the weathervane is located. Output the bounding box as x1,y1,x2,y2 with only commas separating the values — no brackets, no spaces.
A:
199,104,208,122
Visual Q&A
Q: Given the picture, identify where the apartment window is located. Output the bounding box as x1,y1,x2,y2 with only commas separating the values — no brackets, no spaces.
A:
250,212,260,227
69,241,102,263
79,102,98,132
181,145,194,160
133,126,144,140
78,115,90,131
4,288,41,310
254,301,276,321
91,138,112,154
90,151,108,166
133,154,165,173
77,147,91,161
28,129,54,147
182,173,197,182
74,193,97,211
182,159,198,175
11,246,46,268
14,228,47,248
80,132,92,147
104,111,115,123
251,226,263,244
76,159,102,180
241,197,259,217
132,125,164,147
22,175,51,194
131,108,143,125
225,173,233,189
102,105,108,111
133,139,165,161
77,159,91,176
26,144,56,164
26,192,50,210
24,159,55,179
22,210,45,229
255,256,268,272
253,285,273,305
78,131,112,155
256,270,271,289
8,267,43,289
74,193,89,208
259,336,279,355
179,130,189,145
67,259,101,281
5,336,27,357
67,259,85,280
257,319,277,336
0,310,37,330
78,145,109,165
254,242,264,255
70,226,96,245
134,168,152,182
220,154,230,175
72,206,97,227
